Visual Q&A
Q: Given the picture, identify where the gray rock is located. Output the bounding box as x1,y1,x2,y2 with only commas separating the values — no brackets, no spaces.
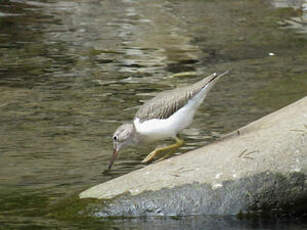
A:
79,97,307,217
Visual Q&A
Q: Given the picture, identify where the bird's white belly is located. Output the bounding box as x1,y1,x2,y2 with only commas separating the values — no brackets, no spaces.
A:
134,99,198,143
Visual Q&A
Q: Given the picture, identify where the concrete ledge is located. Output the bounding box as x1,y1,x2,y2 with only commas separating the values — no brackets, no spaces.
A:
79,97,307,217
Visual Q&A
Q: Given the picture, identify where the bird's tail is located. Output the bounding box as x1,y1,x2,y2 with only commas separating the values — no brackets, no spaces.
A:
207,70,230,85
190,70,230,108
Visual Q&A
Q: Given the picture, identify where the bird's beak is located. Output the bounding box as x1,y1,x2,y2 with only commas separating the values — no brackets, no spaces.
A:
108,148,118,170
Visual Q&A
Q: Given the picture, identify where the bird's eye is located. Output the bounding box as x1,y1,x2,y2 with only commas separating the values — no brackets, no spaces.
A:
113,135,118,141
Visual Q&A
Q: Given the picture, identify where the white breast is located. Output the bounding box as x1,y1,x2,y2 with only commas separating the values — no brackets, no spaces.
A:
134,85,209,143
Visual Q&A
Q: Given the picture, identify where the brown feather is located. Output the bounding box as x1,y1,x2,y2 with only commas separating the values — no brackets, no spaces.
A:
135,71,229,122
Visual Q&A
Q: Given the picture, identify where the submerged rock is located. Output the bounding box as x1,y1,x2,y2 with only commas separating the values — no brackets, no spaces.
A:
79,97,307,217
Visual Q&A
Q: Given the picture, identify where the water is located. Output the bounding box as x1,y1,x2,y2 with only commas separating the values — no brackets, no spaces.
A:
0,0,307,229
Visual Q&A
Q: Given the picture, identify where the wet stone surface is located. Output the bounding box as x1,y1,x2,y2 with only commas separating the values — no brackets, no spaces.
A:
81,172,307,217
0,0,307,229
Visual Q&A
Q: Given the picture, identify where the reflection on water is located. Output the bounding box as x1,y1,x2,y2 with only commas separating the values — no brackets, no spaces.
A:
272,0,307,34
0,0,307,229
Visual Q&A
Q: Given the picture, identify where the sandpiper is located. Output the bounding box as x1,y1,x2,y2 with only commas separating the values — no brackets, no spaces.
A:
108,70,229,169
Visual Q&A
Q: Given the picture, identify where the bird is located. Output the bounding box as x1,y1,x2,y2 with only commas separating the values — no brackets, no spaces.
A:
108,70,229,170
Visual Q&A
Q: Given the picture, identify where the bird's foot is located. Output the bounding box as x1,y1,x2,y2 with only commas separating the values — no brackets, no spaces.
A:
142,149,159,163
156,151,176,162
141,136,184,164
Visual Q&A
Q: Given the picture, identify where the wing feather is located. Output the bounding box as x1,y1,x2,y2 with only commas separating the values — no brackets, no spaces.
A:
135,72,228,122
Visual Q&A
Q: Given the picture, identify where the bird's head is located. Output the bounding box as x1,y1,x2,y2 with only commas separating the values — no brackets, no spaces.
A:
108,123,135,170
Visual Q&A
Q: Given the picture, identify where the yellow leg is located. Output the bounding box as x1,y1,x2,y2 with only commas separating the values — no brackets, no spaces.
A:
142,136,184,163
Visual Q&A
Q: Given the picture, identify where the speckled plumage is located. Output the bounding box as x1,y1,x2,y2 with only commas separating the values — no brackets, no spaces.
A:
109,71,229,169
135,71,228,122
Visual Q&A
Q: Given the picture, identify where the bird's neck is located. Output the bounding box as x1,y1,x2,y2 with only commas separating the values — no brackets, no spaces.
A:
131,123,144,145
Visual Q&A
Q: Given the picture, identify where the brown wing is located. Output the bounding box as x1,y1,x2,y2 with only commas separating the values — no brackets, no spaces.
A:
135,87,193,122
135,72,227,122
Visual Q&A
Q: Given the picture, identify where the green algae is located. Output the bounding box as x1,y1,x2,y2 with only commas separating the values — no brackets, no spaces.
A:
48,193,102,220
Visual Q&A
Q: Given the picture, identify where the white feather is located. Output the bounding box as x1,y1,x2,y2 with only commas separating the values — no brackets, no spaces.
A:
134,85,209,143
